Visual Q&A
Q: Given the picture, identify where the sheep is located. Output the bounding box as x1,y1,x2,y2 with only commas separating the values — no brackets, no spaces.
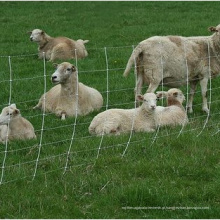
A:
28,29,89,61
0,104,36,143
155,88,188,127
123,24,220,114
34,62,103,120
89,93,157,136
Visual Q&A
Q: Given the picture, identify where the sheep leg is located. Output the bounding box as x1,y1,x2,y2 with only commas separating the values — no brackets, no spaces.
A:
200,77,209,113
55,108,66,120
146,81,160,93
61,113,66,120
135,73,143,95
135,74,143,106
33,102,42,110
187,80,198,113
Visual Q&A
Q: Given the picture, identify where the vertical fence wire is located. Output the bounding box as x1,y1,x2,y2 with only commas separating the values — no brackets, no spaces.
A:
0,56,12,184
96,47,109,159
32,52,47,180
197,40,212,137
122,45,138,157
149,41,165,147
63,49,79,174
177,40,190,137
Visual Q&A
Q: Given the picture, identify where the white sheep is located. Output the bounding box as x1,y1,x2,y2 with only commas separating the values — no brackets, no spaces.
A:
123,24,220,113
0,104,36,143
155,88,188,127
34,62,103,120
89,93,157,136
28,29,89,61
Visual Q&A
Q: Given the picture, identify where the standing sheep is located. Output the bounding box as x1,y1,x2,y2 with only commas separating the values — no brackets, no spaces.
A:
155,88,188,127
34,62,103,120
28,29,89,61
89,93,157,136
0,104,36,143
123,24,220,113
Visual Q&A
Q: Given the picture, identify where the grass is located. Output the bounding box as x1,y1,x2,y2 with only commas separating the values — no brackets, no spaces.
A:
0,1,220,218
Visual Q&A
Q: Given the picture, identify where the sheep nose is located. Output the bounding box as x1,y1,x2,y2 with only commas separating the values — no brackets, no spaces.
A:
30,37,33,41
151,105,156,110
52,76,57,80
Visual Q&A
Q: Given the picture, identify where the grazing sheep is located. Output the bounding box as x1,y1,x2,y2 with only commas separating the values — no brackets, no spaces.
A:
155,88,188,127
89,93,157,136
0,104,36,143
28,29,89,61
34,62,103,120
123,24,220,113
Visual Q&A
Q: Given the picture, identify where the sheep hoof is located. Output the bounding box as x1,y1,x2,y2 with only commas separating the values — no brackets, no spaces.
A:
202,107,209,114
61,114,66,120
33,105,39,110
187,107,193,114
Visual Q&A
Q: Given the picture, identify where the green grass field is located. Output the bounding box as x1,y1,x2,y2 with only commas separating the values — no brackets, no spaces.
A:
1,1,220,218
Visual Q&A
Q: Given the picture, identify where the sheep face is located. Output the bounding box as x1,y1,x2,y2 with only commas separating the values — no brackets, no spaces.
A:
29,29,45,42
51,62,77,84
137,93,157,111
0,104,20,125
156,88,185,104
167,88,185,104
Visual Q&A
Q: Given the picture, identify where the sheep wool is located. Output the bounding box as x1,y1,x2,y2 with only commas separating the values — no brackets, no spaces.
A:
34,62,103,120
89,93,157,136
28,29,89,61
0,104,36,143
123,24,220,113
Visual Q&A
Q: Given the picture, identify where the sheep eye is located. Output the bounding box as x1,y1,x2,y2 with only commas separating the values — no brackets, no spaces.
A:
66,68,72,71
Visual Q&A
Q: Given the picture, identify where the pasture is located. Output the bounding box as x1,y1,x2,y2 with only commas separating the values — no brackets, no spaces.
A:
0,1,220,218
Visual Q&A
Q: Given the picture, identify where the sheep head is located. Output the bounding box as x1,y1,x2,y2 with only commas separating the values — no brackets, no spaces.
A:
137,93,157,111
51,62,77,84
157,88,185,105
208,25,220,36
0,104,20,125
28,29,45,42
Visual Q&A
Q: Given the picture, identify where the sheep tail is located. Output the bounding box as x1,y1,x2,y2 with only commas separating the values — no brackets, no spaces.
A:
123,45,143,77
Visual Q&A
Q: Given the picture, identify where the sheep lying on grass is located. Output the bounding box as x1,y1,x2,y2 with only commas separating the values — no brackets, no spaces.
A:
28,29,89,61
0,125,7,143
155,88,188,127
89,93,157,136
34,62,103,120
123,24,220,113
0,104,36,143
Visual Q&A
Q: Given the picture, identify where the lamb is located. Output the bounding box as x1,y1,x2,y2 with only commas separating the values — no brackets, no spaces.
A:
0,104,36,143
89,93,157,136
155,88,188,127
34,62,103,120
123,24,220,113
28,29,89,61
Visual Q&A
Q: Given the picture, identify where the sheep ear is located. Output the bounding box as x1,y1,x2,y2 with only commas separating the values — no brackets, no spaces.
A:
156,91,167,98
14,109,20,115
10,103,16,108
208,26,218,32
72,65,76,72
83,40,89,44
156,92,163,99
53,63,58,68
136,94,144,102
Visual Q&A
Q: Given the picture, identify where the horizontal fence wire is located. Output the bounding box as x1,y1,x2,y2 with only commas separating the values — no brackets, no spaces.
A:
0,42,220,184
